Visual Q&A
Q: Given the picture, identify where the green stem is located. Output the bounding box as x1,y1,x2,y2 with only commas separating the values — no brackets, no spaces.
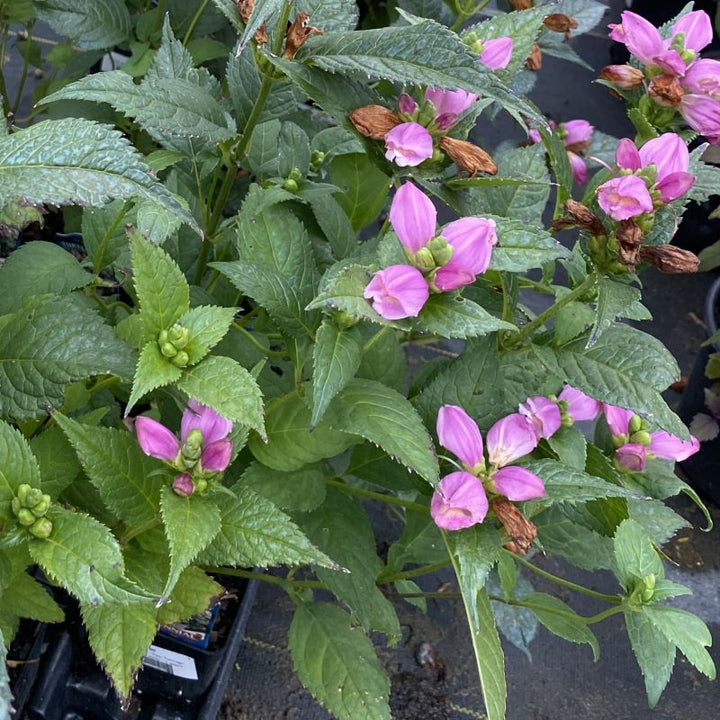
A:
12,24,33,115
510,551,622,604
379,559,452,583
154,0,167,32
182,0,212,45
512,273,596,345
326,478,429,514
0,29,11,118
120,517,161,545
233,323,288,357
362,324,393,353
450,0,490,32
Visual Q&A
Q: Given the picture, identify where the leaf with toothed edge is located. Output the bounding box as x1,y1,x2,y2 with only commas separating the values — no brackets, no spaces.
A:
0,419,41,518
126,341,183,415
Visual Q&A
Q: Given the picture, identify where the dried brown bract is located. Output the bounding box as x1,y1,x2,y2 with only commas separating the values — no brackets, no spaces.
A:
237,0,267,44
649,74,684,107
552,199,605,236
492,498,537,555
510,0,534,9
639,244,700,273
599,65,645,90
616,219,644,270
526,43,542,71
349,105,401,139
283,12,323,60
439,136,497,177
543,13,578,40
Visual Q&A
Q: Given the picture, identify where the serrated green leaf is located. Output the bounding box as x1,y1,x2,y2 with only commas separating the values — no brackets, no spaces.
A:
625,610,675,707
248,392,355,471
0,419,41,518
82,600,158,700
0,296,135,420
29,506,153,605
417,294,515,339
177,305,236,367
345,443,419,491
386,510,445,572
199,486,336,569
613,519,664,590
136,199,183,245
160,486,221,599
546,425,587,469
489,218,570,272
356,325,407,391
0,242,93,314
297,0,358,31
156,565,223,625
301,489,400,640
309,192,357,260
278,121,311,177
81,200,132,272
53,413,163,527
29,426,81,499
236,461,327,512
34,0,131,50
175,355,265,436
524,592,599,661
311,320,362,427
131,235,190,340
588,277,642,347
323,379,439,484
329,153,390,231
1,569,65,624
0,119,197,232
627,498,689,545
237,0,281,51
289,603,391,720
127,341,183,412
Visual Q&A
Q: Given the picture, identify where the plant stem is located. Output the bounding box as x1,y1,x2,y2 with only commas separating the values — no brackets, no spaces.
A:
510,551,622,604
182,0,212,45
512,273,596,345
12,23,33,116
362,324,392,353
0,28,11,118
154,0,167,32
326,478,429,514
233,323,287,357
379,560,452,583
120,517,161,545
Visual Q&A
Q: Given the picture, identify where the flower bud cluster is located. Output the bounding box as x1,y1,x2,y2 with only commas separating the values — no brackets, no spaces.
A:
12,484,53,538
158,324,190,368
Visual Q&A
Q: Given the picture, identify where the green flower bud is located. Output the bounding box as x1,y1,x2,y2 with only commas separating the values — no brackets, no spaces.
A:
25,487,43,508
288,167,303,183
640,573,656,602
167,324,189,349
194,478,208,495
611,433,629,448
463,31,477,45
471,40,485,55
282,178,299,192
628,414,643,434
413,247,436,273
172,350,189,368
630,430,652,446
182,429,203,462
310,150,325,171
160,342,178,358
417,101,436,127
17,508,36,526
11,497,21,515
29,518,53,539
17,483,32,506
158,329,169,345
428,236,454,266
31,496,51,517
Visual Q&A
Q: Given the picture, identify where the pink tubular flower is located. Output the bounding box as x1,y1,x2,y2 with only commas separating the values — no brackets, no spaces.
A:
682,58,720,96
135,416,181,461
615,443,647,472
480,37,513,70
558,385,602,422
562,119,593,145
434,217,497,291
680,93,720,143
672,10,713,55
172,473,195,497
431,405,544,531
519,396,562,440
528,119,593,184
384,122,434,167
398,93,418,115
597,174,654,220
363,265,429,319
389,181,436,254
424,87,478,130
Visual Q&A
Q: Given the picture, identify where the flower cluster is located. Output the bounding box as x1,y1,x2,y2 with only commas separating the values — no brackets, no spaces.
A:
603,10,720,142
363,181,497,319
529,118,594,184
135,399,233,496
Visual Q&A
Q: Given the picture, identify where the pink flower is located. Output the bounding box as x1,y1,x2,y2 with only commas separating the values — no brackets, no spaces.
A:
424,87,478,131
562,119,593,145
615,443,647,472
434,217,497,291
398,93,418,115
647,431,700,461
568,152,588,185
384,122,434,167
172,473,195,497
672,10,714,55
680,93,720,143
682,58,720,96
431,405,545,531
136,416,180,461
528,119,593,184
363,265,429,319
597,174,654,220
518,396,562,440
479,37,513,70
181,399,233,446
389,181,436,254
558,386,602,422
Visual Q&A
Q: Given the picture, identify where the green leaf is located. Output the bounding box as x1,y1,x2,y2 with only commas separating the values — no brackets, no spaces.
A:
0,242,93,314
386,510,445,571
323,379,439,484
178,305,236,367
1,570,65,624
41,73,235,147
157,566,223,625
589,278,643,347
546,425,586,470
345,443,419,492
53,413,163,527
160,486,221,599
0,419,41,518
625,610,675,707
524,592,599,661
301,489,400,640
311,320,362,427
445,524,503,604
127,341,183,412
278,121,311,177
29,426,81,498
0,296,135,420
297,0,359,31
29,506,153,605
199,486,336,569
81,600,158,700
248,392,355,471
34,0,131,50
554,301,595,346
329,154,390,231
0,119,197,232
289,603,391,720
176,356,265,436
489,218,570,272
136,199,183,245
309,192,357,260
645,605,715,679
238,0,281,51
81,200,132,272
417,294,515,339
237,461,326,512
131,234,190,341
613,519,664,590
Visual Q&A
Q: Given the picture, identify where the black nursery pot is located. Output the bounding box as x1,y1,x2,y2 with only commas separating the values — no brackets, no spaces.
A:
678,276,720,506
12,578,258,720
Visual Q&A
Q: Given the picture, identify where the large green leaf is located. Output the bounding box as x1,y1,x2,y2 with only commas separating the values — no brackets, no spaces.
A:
323,379,439,484
329,154,390,231
417,294,515,339
29,426,81,499
301,489,400,640
199,487,336,569
289,603,391,720
489,218,571,272
126,341,183,412
29,506,153,605
613,519,664,591
53,413,163,527
160,487,221,600
0,420,41,518
0,296,135,420
297,0,359,31
34,0,131,50
237,461,326,512
81,600,158,700
0,569,65,624
0,119,197,232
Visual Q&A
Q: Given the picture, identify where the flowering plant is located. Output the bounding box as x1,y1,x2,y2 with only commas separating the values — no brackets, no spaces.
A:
0,1,717,719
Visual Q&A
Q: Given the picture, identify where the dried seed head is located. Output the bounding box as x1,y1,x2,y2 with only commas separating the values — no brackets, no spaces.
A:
349,105,402,139
616,219,644,270
237,0,267,44
543,13,578,40
649,74,684,107
526,43,542,71
552,199,605,236
284,12,323,59
492,498,537,554
639,244,699,273
439,136,497,176
599,64,645,90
